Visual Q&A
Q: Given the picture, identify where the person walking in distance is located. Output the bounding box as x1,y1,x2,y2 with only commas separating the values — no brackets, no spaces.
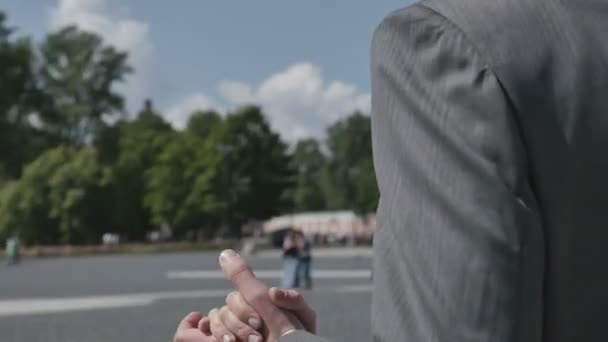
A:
295,230,312,289
281,229,299,288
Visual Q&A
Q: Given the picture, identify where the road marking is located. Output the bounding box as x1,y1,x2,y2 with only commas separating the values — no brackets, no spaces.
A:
0,289,226,317
253,248,373,259
0,285,371,317
167,269,372,280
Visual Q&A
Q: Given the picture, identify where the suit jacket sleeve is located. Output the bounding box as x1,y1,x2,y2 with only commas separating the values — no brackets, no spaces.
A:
370,4,542,342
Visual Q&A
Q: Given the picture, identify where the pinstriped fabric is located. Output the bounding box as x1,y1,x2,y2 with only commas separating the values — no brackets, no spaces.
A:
370,5,541,341
420,1,608,341
281,1,608,341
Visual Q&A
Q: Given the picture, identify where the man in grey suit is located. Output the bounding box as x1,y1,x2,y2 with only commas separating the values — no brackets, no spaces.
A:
174,0,608,341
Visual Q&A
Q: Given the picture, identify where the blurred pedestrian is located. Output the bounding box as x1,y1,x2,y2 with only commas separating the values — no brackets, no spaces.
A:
294,230,313,289
5,236,21,266
281,229,299,288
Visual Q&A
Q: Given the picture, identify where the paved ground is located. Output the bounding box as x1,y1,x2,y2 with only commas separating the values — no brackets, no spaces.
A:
0,250,373,342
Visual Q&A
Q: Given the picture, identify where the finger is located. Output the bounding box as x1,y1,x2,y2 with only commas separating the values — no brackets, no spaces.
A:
269,288,316,333
177,312,204,331
219,249,295,335
174,328,217,342
209,308,235,342
225,291,262,330
219,306,263,342
174,312,217,342
198,316,211,335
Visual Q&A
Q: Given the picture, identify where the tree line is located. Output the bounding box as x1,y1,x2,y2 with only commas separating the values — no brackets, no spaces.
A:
0,12,379,245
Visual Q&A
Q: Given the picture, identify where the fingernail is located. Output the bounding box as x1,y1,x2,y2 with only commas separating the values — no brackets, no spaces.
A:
270,287,287,300
223,335,233,342
219,249,238,264
248,317,261,329
276,289,286,299
248,335,261,342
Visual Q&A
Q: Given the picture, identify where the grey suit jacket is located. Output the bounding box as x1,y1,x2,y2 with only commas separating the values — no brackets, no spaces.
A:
283,1,608,341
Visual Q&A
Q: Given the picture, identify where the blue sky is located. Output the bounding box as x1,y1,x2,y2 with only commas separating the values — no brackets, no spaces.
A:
2,0,411,139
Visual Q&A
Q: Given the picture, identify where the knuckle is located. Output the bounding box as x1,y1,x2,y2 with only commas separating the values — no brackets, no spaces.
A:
235,325,254,338
232,262,250,276
226,291,237,304
250,289,267,305
219,306,230,318
210,325,226,338
228,262,250,282
232,301,254,317
232,309,249,321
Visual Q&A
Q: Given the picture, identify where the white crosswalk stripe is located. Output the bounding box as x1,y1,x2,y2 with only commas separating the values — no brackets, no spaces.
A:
0,285,371,317
167,269,372,280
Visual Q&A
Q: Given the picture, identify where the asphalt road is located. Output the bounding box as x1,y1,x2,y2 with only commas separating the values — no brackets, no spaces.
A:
0,250,372,342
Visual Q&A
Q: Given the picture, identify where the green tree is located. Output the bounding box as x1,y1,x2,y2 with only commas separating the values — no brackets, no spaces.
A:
324,112,378,214
0,165,8,188
0,177,57,245
38,26,132,145
0,146,112,244
0,12,35,130
0,12,53,179
215,106,293,233
104,100,174,241
142,109,224,239
290,138,327,211
145,106,292,238
144,132,222,238
186,110,222,139
47,147,113,244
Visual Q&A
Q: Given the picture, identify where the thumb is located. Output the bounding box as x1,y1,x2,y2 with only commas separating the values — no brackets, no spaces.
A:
219,249,296,336
269,288,316,333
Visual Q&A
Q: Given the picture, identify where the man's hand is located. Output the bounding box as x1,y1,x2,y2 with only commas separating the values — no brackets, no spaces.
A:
211,249,317,341
266,288,316,333
174,312,217,342
203,288,317,341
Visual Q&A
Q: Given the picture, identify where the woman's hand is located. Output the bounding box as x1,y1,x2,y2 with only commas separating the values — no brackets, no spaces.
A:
201,288,316,342
174,312,218,342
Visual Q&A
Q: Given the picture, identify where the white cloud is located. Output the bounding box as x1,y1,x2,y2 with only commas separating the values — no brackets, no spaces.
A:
218,82,254,104
166,63,369,139
219,63,370,140
164,94,221,129
46,3,369,139
46,3,368,139
49,0,152,113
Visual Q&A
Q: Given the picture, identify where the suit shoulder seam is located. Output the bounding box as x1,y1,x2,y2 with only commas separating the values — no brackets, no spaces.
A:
415,3,501,72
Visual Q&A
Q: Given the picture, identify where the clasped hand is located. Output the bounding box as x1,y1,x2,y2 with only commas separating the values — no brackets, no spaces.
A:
174,250,316,342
